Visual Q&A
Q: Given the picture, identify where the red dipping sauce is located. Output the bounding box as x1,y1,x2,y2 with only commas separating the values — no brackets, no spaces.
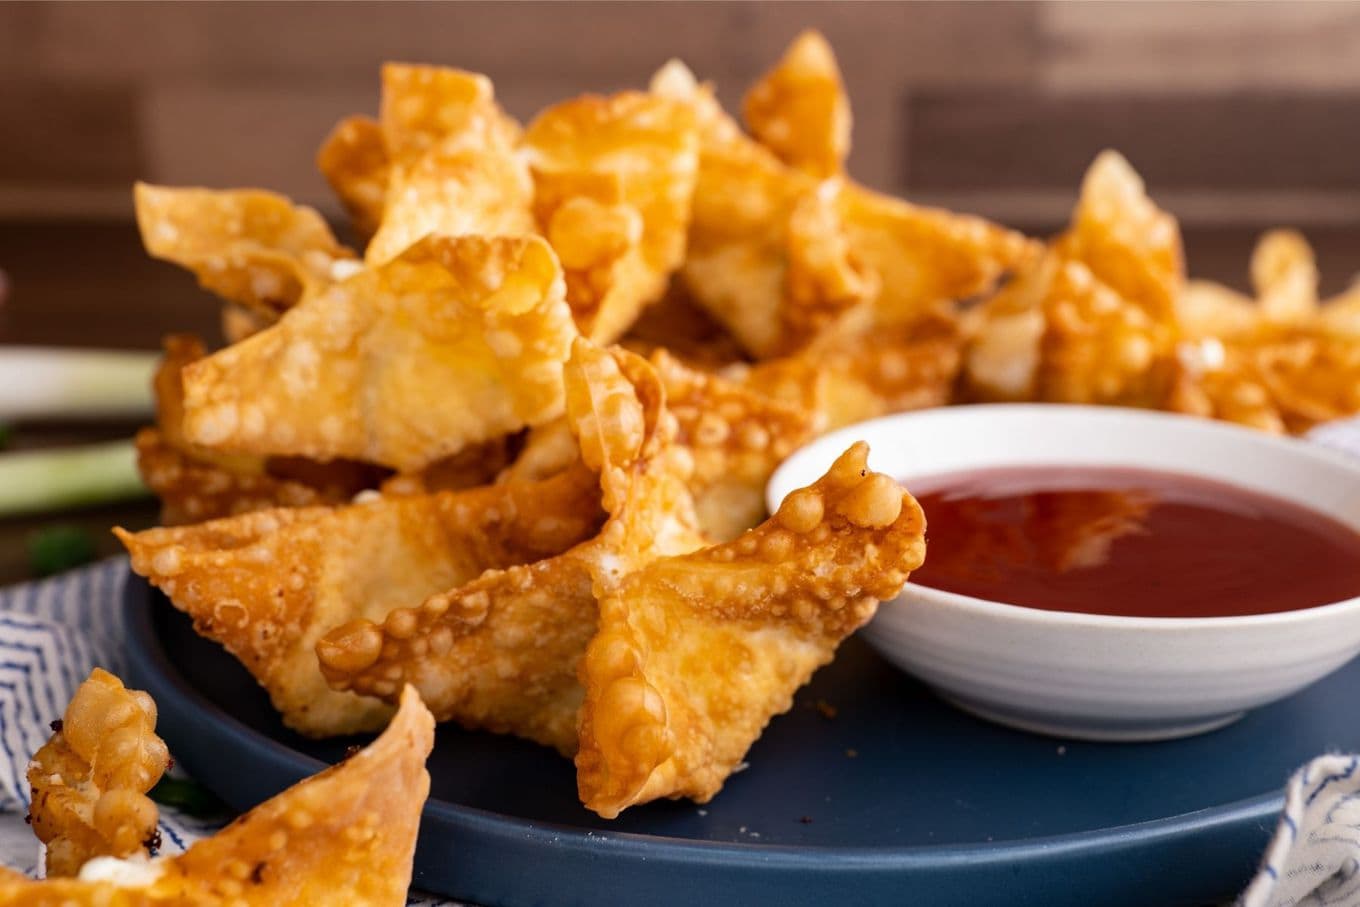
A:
908,466,1360,618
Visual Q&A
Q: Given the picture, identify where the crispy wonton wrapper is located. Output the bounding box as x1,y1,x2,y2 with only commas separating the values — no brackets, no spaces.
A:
138,335,379,525
27,669,170,878
4,686,433,906
118,458,602,737
317,115,390,242
660,47,1028,359
1170,229,1360,433
964,150,1183,407
647,349,813,540
732,310,964,432
134,183,356,323
655,60,874,358
524,90,699,343
181,234,575,473
365,64,533,265
498,348,814,541
742,29,850,178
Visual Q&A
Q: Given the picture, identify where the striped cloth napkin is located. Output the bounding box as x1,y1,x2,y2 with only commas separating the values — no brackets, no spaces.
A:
4,413,1360,904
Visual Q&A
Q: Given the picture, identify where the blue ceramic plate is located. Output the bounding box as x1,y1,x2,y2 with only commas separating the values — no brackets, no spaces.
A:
123,575,1360,907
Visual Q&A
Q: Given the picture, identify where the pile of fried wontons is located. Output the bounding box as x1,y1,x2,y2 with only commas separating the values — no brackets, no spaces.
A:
9,668,431,905
117,31,1360,818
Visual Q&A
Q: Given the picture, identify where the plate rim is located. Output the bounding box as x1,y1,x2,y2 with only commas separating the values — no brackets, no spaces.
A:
121,569,1285,872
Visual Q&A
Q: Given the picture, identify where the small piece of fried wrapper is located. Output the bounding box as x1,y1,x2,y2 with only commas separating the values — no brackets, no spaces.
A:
742,29,850,178
134,183,356,321
317,115,390,242
2,687,434,907
181,234,574,473
576,441,925,817
117,463,603,737
318,341,701,755
525,90,699,343
365,63,533,265
27,669,170,878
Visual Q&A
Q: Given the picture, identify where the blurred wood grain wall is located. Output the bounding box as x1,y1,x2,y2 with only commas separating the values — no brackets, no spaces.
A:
3,0,1360,233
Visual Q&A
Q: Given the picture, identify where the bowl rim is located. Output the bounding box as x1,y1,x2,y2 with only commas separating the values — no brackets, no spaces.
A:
768,404,1360,631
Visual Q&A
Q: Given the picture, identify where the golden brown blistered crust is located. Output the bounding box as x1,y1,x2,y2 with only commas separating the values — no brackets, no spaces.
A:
499,343,809,541
133,183,356,323
1168,230,1360,434
659,43,1028,360
648,349,814,540
181,234,575,473
138,336,379,525
734,312,964,432
4,687,433,906
834,183,1037,330
742,30,850,179
963,151,1182,408
524,90,699,343
318,341,701,754
316,115,390,242
117,462,603,737
657,60,872,360
576,441,925,818
1053,150,1183,328
365,63,532,266
27,669,170,878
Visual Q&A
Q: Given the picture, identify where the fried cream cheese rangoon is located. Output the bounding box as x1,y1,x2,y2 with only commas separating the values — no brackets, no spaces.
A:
180,234,574,473
318,341,924,817
27,669,170,878
117,460,604,737
577,440,923,818
1170,229,1360,434
6,684,433,907
656,38,1030,361
318,340,704,755
963,150,1184,407
524,89,699,343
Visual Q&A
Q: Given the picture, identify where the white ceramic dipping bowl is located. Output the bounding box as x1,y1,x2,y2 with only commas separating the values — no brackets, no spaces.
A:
767,404,1360,742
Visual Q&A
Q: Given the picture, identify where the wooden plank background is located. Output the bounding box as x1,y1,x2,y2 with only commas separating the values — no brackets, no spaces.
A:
2,1,1358,228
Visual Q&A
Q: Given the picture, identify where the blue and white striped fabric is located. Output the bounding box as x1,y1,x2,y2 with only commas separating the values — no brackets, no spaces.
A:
1240,755,1360,907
